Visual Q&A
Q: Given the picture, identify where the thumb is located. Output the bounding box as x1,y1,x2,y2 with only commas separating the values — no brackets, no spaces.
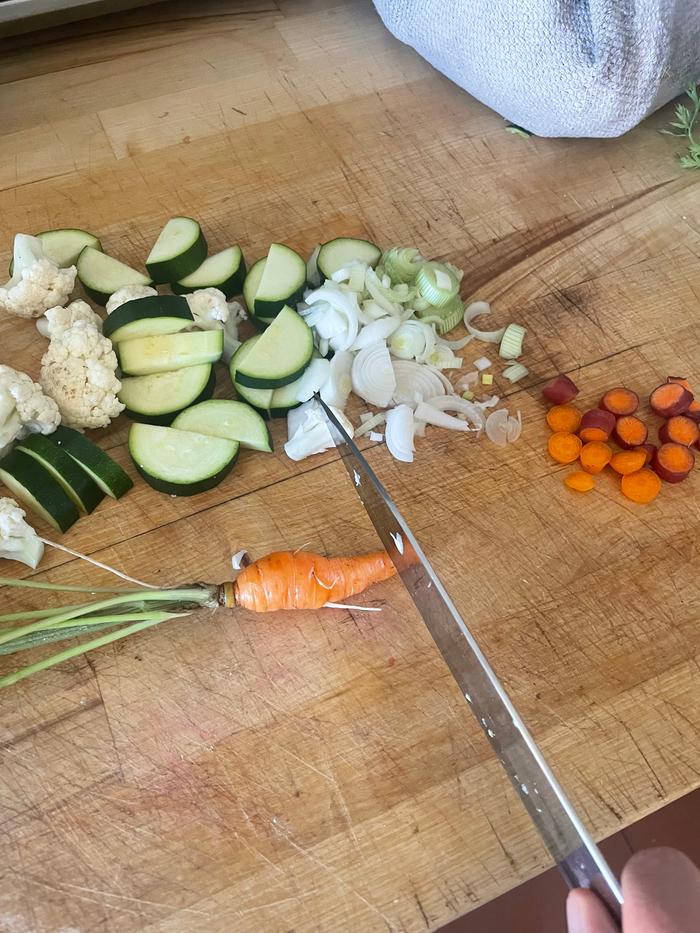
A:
622,847,700,932
566,888,620,933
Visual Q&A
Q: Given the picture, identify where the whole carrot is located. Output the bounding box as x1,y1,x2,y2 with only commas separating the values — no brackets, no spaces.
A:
224,550,397,612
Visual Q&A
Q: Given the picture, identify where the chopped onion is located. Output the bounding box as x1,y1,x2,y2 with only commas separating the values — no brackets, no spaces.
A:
425,394,485,429
385,405,415,462
231,549,250,570
352,316,400,351
295,357,331,402
306,245,321,287
389,320,436,361
331,260,368,295
437,333,473,351
355,412,387,436
476,394,500,410
464,301,506,343
361,299,392,321
320,349,353,409
302,283,361,351
502,362,529,383
351,341,396,407
391,360,447,405
485,409,509,447
414,402,472,432
499,323,527,360
359,411,374,424
507,411,523,443
455,371,479,392
368,431,384,442
284,399,354,461
474,356,492,371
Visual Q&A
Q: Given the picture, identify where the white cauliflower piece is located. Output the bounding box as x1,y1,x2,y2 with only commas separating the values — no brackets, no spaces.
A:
0,364,61,457
0,497,44,568
40,321,124,430
36,299,103,340
185,288,245,362
105,284,157,314
0,235,76,319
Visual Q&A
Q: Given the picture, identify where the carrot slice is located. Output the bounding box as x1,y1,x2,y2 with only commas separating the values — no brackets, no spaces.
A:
599,387,639,416
579,409,616,443
543,374,579,405
652,442,695,483
685,400,700,424
548,431,582,464
610,449,647,475
658,415,699,447
565,472,595,493
579,441,612,474
621,469,661,504
636,443,657,465
649,382,693,417
546,405,581,433
614,415,648,449
667,376,692,392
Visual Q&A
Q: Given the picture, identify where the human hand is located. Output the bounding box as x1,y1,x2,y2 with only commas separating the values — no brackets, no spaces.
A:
567,847,700,932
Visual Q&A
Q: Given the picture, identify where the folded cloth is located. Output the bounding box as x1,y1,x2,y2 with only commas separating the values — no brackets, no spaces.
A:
373,0,700,137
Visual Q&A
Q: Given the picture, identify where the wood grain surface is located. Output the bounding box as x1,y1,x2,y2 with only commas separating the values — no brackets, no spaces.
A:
1,2,699,931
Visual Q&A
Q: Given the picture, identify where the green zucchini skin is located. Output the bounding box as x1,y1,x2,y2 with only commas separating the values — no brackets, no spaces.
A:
122,369,216,426
51,426,134,499
17,434,104,514
103,295,192,342
0,448,80,532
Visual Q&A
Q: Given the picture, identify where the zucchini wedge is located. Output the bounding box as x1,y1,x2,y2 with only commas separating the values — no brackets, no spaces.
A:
317,236,381,280
17,434,104,514
0,449,80,532
128,423,238,496
233,305,312,389
118,330,223,376
103,295,193,344
119,364,215,425
230,337,303,418
172,245,246,299
146,217,207,284
172,399,272,453
243,244,306,319
77,247,152,306
52,426,133,499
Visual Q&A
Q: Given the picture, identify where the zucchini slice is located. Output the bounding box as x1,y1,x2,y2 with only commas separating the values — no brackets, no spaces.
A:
234,305,312,389
77,247,152,305
172,245,246,299
146,217,207,284
17,434,104,514
245,244,306,319
52,426,134,499
0,449,80,532
9,229,102,274
172,399,272,453
230,337,303,418
103,295,193,344
118,330,223,376
128,424,238,496
317,237,381,280
119,364,215,425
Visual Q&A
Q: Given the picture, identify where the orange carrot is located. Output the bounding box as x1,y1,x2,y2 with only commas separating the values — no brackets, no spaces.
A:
636,443,657,466
649,382,693,417
564,472,595,493
659,415,699,447
686,400,700,423
610,449,647,475
578,409,616,443
614,415,648,449
651,443,695,484
599,387,639,416
227,550,396,612
579,441,612,474
546,405,581,433
548,432,582,464
621,469,661,504
667,376,692,392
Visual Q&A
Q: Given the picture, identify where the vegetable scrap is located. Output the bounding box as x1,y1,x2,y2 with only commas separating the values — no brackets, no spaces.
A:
544,372,699,503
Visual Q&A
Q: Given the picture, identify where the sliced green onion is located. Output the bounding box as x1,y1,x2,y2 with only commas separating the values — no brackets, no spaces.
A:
502,362,529,383
474,356,491,371
414,294,463,334
499,323,527,359
505,124,532,138
462,390,475,400
463,301,506,343
382,247,424,284
481,373,494,386
415,262,459,308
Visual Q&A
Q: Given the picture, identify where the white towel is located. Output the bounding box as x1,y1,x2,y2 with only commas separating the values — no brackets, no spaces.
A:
373,0,700,137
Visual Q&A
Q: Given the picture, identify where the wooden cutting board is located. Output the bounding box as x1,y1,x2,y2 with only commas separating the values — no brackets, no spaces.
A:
1,2,699,930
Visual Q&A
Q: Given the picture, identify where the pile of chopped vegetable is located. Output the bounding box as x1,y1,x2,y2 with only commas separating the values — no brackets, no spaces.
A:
543,373,698,503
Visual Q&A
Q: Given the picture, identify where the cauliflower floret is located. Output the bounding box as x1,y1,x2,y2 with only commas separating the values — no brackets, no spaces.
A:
0,497,44,568
185,288,245,362
40,321,124,430
105,284,158,314
36,299,103,340
0,364,61,456
0,235,75,319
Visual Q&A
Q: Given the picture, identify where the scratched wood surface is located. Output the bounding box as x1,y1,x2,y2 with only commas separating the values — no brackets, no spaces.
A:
1,1,699,931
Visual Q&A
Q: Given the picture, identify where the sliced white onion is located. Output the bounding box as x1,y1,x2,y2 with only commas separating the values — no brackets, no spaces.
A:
464,301,506,343
359,411,374,424
391,360,446,405
351,316,400,351
485,409,509,447
385,405,415,462
351,342,396,408
231,549,250,570
476,394,500,410
455,371,479,393
425,394,484,429
437,333,473,351
295,357,332,402
389,320,436,362
306,245,321,287
355,412,387,436
474,356,492,371
362,299,392,321
368,431,384,443
284,399,354,461
320,350,353,409
507,411,523,443
425,364,455,395
331,260,368,295
302,283,361,351
414,402,472,432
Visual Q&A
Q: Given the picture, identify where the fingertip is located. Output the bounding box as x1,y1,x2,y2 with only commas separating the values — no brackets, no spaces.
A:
566,887,619,933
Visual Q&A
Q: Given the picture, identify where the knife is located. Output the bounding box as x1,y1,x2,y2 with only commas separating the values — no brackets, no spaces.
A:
318,397,623,918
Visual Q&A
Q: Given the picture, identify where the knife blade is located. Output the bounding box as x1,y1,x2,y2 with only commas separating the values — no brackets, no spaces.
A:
318,397,623,917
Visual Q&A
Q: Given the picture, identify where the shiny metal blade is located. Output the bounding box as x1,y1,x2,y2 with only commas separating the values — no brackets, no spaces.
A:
319,398,622,915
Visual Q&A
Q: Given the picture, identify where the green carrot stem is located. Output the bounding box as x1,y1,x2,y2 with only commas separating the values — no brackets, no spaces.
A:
0,588,212,649
0,604,85,624
0,576,147,595
0,616,170,689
